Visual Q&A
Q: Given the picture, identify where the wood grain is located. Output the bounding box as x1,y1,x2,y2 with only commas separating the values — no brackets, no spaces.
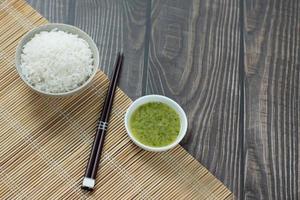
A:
243,0,300,199
148,0,241,196
26,0,148,100
74,0,148,100
26,0,71,23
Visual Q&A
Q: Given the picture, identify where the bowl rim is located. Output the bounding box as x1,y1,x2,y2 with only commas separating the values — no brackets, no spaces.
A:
124,94,188,152
15,23,99,97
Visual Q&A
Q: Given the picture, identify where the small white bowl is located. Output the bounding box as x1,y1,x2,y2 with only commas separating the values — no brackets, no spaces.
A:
15,23,99,97
125,95,188,152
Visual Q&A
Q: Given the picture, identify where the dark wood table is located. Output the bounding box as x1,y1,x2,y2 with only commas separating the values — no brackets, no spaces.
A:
26,0,300,199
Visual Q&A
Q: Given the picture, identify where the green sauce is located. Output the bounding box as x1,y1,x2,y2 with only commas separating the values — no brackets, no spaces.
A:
130,102,180,147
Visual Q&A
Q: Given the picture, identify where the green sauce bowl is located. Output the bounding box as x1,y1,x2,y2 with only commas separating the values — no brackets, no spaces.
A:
125,95,188,152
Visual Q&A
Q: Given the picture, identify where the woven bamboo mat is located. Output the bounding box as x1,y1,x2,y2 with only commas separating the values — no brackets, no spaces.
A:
0,0,233,199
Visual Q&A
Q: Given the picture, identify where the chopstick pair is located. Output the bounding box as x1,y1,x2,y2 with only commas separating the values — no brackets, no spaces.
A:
82,52,124,191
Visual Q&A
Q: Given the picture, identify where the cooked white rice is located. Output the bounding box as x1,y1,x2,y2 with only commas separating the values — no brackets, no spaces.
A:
20,29,93,93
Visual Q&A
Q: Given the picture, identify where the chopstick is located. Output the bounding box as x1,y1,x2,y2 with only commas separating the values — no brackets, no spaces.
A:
81,52,124,191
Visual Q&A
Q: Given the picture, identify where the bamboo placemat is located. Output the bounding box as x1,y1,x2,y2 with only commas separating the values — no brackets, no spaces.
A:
0,0,233,199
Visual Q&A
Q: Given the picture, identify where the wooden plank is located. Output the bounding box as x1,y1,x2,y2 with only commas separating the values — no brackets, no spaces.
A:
148,0,241,195
25,0,148,100
243,0,300,199
73,0,148,100
26,0,71,23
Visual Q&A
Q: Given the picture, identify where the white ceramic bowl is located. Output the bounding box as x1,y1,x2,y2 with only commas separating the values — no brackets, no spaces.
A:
15,23,99,97
125,95,188,152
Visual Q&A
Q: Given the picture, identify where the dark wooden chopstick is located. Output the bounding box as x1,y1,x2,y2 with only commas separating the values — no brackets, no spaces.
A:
82,52,124,191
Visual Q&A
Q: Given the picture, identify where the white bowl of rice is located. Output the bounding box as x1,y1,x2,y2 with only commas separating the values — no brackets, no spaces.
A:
15,23,99,97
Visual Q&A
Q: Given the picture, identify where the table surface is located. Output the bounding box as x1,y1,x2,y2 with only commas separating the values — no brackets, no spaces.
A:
25,0,299,199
